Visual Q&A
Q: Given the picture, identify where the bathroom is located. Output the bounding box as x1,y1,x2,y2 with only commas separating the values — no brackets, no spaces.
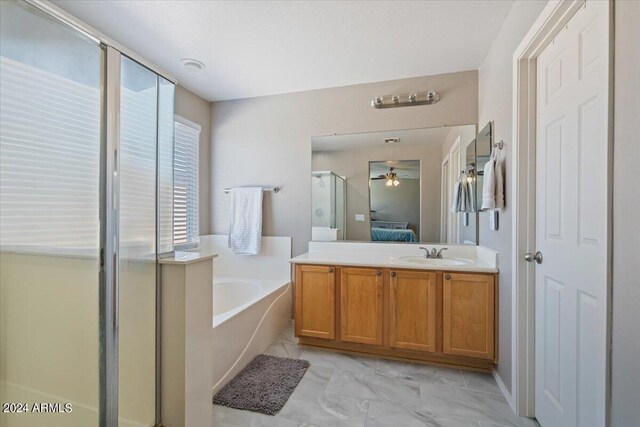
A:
0,1,638,427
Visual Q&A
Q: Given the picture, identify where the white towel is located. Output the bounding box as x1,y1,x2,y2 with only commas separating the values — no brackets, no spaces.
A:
228,187,263,255
494,151,505,209
481,152,497,211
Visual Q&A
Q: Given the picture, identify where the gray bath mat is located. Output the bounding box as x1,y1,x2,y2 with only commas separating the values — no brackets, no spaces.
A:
212,354,310,415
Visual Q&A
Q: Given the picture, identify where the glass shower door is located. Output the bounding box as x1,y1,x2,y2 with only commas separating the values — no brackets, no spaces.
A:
118,56,175,427
0,1,103,425
119,56,165,427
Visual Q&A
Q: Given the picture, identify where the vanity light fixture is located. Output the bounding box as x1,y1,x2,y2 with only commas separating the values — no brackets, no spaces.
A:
371,91,440,109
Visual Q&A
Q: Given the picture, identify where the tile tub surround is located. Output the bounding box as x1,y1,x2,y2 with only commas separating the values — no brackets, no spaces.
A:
290,241,498,273
213,324,538,427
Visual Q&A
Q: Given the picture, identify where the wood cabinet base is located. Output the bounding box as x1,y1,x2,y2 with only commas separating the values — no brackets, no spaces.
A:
298,337,494,371
293,264,498,372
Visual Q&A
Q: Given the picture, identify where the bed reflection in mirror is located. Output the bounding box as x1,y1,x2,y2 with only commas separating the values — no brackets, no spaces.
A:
311,125,478,244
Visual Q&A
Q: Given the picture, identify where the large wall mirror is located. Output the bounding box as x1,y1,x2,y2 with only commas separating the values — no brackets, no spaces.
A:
311,125,478,245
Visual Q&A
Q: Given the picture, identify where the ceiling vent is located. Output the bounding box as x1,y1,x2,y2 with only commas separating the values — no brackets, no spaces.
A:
180,58,206,72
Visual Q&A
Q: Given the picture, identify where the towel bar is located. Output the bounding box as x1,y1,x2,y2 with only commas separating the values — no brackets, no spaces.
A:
223,187,279,194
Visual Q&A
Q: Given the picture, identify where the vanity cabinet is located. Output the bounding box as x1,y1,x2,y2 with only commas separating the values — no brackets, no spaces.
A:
442,273,495,360
294,264,335,339
340,267,384,345
389,270,437,352
293,264,498,370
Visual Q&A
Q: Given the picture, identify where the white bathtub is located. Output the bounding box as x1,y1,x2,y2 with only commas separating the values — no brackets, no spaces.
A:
213,277,288,327
201,235,292,394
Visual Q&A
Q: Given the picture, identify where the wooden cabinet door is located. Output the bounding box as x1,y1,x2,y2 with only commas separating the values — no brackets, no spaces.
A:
442,273,495,360
389,270,437,352
294,265,335,339
340,267,384,345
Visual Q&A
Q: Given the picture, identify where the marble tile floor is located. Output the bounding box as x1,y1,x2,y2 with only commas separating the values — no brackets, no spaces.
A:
213,323,540,427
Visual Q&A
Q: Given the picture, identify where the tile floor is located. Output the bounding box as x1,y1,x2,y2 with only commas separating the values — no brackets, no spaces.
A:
213,323,540,427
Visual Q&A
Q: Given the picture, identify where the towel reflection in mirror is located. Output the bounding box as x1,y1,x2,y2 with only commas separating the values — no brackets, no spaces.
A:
452,170,476,213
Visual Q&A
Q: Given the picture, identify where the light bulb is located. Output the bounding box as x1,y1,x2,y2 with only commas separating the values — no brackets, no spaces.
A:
393,179,400,186
385,179,392,187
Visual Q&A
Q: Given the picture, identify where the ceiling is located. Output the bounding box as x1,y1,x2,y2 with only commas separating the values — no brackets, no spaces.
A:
53,0,514,102
312,125,474,152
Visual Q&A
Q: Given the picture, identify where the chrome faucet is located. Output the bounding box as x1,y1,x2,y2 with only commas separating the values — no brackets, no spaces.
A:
436,248,448,259
419,247,449,259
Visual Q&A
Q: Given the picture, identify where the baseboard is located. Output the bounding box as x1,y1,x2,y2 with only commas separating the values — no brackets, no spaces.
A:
492,369,516,413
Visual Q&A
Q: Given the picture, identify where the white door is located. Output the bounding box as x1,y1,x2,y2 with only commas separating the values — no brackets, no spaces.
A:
534,2,609,427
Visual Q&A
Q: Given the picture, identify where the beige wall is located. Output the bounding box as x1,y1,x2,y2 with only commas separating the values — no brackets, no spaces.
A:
175,85,212,235
477,0,548,392
611,1,640,426
211,71,478,255
312,144,443,242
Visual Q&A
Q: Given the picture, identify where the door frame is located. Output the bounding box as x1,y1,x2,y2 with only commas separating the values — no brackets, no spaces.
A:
440,155,450,242
447,136,461,243
510,0,613,419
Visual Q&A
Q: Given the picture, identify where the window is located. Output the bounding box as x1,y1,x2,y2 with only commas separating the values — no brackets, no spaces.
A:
0,42,101,252
173,115,200,248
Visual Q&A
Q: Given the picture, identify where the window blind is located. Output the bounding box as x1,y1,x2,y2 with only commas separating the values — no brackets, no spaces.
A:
173,116,200,248
0,55,100,252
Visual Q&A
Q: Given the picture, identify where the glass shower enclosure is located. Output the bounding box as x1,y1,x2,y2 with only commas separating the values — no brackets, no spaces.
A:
0,1,174,426
311,171,346,241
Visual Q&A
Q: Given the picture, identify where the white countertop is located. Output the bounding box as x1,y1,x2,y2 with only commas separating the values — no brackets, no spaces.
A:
158,249,218,265
289,241,498,273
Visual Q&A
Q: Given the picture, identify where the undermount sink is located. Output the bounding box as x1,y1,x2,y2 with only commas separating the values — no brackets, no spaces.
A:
396,256,473,266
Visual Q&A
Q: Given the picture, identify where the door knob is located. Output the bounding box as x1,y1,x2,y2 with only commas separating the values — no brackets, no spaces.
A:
524,251,543,264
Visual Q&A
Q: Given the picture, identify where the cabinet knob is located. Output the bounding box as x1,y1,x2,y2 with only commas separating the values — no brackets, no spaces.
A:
444,274,451,280
376,270,382,276
390,271,396,277
328,267,334,273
